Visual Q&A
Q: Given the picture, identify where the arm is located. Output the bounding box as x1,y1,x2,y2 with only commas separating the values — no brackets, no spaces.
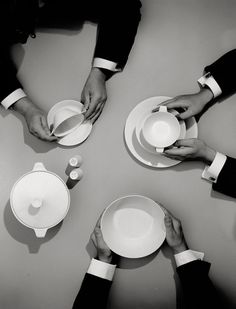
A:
177,260,221,309
204,49,236,97
212,156,236,198
72,217,117,309
162,207,221,309
154,49,236,119
81,0,141,122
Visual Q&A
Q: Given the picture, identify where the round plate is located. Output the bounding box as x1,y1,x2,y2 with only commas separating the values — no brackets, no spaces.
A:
101,195,166,258
47,100,92,146
124,96,198,168
136,108,186,154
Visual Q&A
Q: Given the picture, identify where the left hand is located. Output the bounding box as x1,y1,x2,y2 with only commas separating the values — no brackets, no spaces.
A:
81,68,107,124
164,138,216,164
91,216,113,264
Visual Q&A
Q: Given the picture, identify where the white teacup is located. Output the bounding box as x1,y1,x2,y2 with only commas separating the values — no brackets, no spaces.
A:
52,107,84,137
142,105,180,153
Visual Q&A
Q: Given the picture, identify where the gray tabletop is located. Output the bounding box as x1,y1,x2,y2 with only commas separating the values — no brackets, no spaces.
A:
1,0,236,308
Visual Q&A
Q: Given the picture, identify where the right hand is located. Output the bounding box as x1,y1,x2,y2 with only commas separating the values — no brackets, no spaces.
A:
164,138,216,165
152,88,213,120
161,206,188,254
13,97,57,142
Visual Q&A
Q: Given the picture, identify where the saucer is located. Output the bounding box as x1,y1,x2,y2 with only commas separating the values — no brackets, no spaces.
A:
124,96,198,168
101,195,166,258
136,108,186,155
47,100,93,146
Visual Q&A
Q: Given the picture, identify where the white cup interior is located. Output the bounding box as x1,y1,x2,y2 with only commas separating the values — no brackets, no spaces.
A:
142,111,180,148
53,108,84,137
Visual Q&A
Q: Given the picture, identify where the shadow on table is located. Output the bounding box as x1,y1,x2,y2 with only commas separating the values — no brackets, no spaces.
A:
4,200,62,254
210,189,236,203
0,108,57,154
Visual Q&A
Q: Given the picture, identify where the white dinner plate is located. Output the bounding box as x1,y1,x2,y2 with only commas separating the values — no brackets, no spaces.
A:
101,195,166,258
135,108,186,154
47,100,93,146
124,96,198,168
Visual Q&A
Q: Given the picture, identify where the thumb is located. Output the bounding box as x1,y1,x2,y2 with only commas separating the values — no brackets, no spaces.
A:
178,109,193,120
81,93,90,113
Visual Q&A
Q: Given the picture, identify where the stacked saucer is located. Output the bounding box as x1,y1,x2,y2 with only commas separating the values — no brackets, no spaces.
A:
47,100,93,146
124,96,198,168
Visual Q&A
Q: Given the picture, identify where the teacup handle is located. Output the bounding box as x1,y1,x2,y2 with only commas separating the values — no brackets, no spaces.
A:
159,106,167,112
156,147,164,153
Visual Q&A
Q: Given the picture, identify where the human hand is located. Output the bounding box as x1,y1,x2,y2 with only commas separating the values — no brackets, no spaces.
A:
164,138,216,164
81,68,107,124
91,216,113,264
161,206,188,254
152,88,213,120
12,97,57,142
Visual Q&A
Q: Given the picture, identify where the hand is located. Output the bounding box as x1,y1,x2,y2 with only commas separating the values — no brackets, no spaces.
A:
152,88,213,120
91,216,113,264
161,206,188,254
81,68,107,124
164,138,216,164
12,97,57,142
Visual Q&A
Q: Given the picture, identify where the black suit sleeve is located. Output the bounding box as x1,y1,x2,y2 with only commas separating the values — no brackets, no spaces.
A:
177,260,221,309
212,156,236,198
204,49,236,97
72,273,112,309
0,47,23,102
94,0,142,69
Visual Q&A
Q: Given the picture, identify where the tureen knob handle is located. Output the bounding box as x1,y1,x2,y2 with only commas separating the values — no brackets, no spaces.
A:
33,162,47,172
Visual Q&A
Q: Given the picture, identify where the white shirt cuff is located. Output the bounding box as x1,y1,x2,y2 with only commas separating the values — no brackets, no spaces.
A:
87,258,116,281
198,73,222,98
1,88,27,109
202,152,227,183
174,250,204,268
93,58,121,72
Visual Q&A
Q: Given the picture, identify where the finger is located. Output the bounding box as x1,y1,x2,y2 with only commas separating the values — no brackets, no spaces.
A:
90,232,98,249
178,109,194,120
33,122,57,141
40,117,58,141
164,100,189,110
91,104,104,124
94,227,108,249
164,214,175,233
87,101,102,121
164,147,192,157
81,92,91,113
174,139,195,147
84,96,100,119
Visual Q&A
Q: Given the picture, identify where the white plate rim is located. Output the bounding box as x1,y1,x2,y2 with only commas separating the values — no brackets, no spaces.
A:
124,96,198,168
101,194,166,258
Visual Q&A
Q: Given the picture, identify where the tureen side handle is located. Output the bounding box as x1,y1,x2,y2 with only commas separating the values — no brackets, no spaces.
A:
33,162,47,172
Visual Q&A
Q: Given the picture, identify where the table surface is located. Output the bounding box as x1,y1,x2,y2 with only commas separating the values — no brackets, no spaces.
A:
1,0,236,308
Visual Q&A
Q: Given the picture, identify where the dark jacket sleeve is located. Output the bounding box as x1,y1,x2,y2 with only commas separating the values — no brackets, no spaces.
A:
94,0,142,69
0,48,23,102
177,260,221,309
72,273,112,309
212,156,236,198
204,49,236,97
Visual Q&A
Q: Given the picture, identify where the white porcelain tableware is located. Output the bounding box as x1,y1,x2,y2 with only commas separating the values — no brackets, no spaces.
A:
142,105,180,153
124,96,198,168
47,100,92,146
101,195,166,258
52,107,84,137
136,109,186,155
10,163,70,238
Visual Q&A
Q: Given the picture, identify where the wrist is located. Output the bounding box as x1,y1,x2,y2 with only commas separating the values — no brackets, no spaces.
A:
198,87,214,107
97,254,113,264
90,67,106,81
172,242,188,254
11,97,38,117
203,146,216,165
